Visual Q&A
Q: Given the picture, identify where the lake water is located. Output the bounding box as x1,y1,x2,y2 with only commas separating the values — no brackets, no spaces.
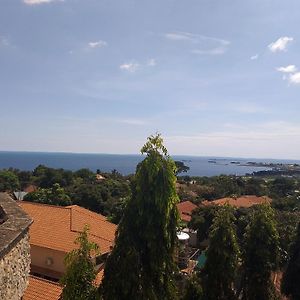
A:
0,151,299,177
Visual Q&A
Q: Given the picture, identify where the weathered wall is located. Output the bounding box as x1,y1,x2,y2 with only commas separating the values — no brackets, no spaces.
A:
0,193,32,300
0,231,31,300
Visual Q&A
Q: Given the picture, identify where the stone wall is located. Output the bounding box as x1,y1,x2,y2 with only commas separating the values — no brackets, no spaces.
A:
0,193,32,300
0,232,31,300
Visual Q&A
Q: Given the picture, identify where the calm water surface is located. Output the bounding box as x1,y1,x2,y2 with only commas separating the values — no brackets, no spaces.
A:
0,151,299,177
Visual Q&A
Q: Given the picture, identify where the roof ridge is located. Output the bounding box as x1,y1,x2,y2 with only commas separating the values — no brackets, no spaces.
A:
71,228,114,243
70,205,107,221
20,201,72,210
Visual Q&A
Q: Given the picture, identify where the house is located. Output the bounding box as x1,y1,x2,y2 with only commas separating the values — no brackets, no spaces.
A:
177,201,198,247
19,202,117,299
201,195,272,208
177,200,198,223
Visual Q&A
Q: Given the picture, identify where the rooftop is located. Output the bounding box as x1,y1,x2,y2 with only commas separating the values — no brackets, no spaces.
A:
23,276,62,300
19,202,117,254
177,201,198,222
202,195,272,208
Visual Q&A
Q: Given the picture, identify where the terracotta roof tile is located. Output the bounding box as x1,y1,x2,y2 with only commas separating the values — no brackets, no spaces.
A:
94,269,104,286
202,195,272,208
177,201,198,222
19,202,116,254
23,276,62,300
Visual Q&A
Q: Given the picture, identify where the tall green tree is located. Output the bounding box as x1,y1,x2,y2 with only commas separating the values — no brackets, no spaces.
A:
202,205,240,300
100,134,179,300
182,274,203,300
281,223,300,300
242,204,279,300
61,226,99,300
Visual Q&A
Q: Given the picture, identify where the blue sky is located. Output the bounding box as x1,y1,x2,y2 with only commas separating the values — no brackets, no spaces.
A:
1,0,300,159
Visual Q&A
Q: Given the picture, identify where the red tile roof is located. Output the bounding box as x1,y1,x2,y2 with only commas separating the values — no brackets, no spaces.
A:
202,195,272,208
177,201,198,222
19,202,117,254
23,276,62,300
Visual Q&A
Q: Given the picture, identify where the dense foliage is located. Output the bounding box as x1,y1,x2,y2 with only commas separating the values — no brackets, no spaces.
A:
24,183,72,206
281,223,300,300
100,134,179,300
201,206,240,300
0,170,20,191
182,274,203,300
242,205,279,300
5,165,131,223
61,226,99,300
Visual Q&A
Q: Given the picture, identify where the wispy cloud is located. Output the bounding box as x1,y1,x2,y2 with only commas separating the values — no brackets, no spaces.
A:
120,62,140,73
277,65,297,73
88,40,107,49
147,58,156,67
165,31,230,55
268,36,294,53
120,59,157,73
165,121,300,158
23,0,63,4
250,54,259,60
0,36,9,47
289,72,300,85
191,48,227,55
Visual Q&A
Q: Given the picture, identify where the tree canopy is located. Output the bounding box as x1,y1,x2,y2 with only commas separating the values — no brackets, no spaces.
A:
281,223,300,300
0,169,20,192
202,205,240,300
100,134,179,300
61,226,99,300
242,204,279,300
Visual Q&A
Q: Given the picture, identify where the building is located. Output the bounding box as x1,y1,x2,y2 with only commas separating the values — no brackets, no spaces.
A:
0,193,32,299
19,201,117,299
177,200,198,223
201,195,272,208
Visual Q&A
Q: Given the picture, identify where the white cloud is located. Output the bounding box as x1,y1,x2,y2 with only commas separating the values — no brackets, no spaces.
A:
23,0,63,4
289,72,300,85
268,36,294,53
120,59,156,72
120,62,140,73
88,40,107,48
165,32,195,42
165,31,230,55
250,54,259,60
191,48,226,55
277,65,297,73
147,58,156,67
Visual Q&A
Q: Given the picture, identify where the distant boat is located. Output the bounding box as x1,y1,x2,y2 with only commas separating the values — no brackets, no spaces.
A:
208,160,217,163
230,161,240,164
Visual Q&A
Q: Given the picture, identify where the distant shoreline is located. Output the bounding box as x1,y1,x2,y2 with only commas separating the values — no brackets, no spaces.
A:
1,151,300,177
